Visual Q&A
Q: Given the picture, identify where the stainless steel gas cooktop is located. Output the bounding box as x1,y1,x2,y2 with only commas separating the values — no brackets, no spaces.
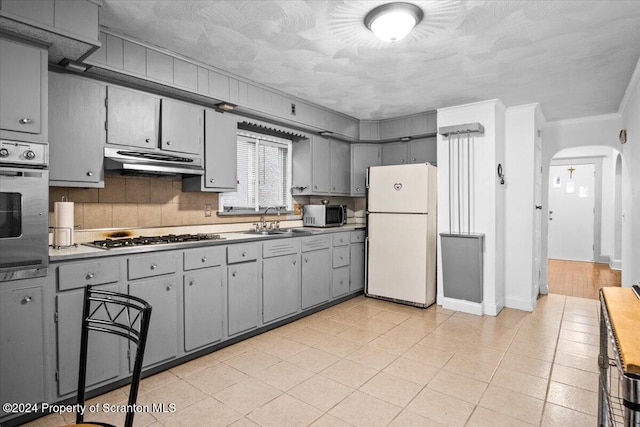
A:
83,233,224,249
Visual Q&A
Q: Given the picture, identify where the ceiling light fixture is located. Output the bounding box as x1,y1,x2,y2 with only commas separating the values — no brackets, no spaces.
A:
364,2,423,43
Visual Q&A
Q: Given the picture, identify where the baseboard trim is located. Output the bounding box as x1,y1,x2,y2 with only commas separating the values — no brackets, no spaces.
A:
441,297,483,316
505,296,537,312
610,259,622,270
539,284,549,295
597,255,611,264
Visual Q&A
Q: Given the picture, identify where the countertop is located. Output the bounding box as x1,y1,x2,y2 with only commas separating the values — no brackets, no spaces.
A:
49,224,365,262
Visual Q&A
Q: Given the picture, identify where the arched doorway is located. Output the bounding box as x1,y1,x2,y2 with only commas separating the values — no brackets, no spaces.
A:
545,145,622,299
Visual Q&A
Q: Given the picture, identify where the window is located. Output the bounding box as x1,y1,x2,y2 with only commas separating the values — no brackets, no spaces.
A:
220,131,292,213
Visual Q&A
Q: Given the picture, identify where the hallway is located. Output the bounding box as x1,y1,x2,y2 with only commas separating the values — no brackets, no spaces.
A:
547,259,621,300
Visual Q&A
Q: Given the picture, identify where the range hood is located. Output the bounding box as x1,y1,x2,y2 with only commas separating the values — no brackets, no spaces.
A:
104,147,204,176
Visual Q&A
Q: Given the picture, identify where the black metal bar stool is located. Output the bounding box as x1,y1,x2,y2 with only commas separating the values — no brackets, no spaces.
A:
69,285,152,427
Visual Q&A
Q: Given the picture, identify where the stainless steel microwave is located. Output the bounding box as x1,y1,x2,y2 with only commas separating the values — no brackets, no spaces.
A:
302,204,347,227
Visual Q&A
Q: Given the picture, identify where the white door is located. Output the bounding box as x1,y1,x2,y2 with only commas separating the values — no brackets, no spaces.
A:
548,164,595,261
367,213,430,305
368,164,435,213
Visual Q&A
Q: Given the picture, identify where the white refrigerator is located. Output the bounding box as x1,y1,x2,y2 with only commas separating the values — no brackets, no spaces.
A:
366,163,437,307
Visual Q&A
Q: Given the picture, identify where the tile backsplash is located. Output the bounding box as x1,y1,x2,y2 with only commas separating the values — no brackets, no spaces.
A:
49,175,365,231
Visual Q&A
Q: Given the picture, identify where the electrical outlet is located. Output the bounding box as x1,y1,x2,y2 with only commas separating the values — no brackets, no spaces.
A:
290,103,296,116
204,204,212,217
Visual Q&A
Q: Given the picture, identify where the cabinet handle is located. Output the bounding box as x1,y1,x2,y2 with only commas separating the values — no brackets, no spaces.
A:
314,185,317,189
150,263,157,270
201,257,207,263
356,187,360,191
339,280,344,285
189,280,195,286
242,251,246,257
86,171,93,177
166,141,172,146
19,118,33,124
145,138,150,143
209,179,215,183
232,271,236,277
86,272,95,280
292,260,297,265
304,257,308,263
401,159,405,163
333,186,336,190
21,296,32,304
340,255,344,260
166,284,173,291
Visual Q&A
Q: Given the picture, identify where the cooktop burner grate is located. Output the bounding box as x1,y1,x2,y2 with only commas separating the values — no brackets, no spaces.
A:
84,233,225,249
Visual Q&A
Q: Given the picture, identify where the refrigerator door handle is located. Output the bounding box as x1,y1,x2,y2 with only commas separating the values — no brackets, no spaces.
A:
365,167,370,189
364,236,369,294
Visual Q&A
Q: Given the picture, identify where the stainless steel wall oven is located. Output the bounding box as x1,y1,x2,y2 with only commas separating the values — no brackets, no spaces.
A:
0,140,49,281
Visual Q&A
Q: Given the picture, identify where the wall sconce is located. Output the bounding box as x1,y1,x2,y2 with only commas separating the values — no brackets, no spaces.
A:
215,102,236,112
619,129,627,144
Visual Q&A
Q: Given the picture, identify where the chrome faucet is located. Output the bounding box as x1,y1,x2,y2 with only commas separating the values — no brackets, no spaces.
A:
261,206,280,230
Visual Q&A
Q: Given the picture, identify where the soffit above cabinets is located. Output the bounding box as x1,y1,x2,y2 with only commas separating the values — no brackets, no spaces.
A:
98,0,640,121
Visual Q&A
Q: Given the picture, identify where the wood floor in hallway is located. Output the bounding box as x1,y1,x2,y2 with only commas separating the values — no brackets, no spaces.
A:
547,259,621,300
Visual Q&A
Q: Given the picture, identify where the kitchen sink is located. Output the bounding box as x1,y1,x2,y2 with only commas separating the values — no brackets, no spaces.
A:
244,228,312,237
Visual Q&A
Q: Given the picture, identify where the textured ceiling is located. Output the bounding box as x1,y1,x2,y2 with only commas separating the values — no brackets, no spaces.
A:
99,1,640,121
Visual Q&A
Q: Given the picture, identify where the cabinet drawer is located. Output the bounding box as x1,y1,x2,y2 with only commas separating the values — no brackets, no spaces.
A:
263,239,301,258
58,259,120,291
227,243,258,264
301,235,331,252
128,253,177,280
351,230,366,243
184,246,224,271
333,246,350,268
332,232,350,247
332,266,349,298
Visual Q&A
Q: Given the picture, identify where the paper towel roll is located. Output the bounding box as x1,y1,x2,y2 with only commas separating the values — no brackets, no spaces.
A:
54,201,74,247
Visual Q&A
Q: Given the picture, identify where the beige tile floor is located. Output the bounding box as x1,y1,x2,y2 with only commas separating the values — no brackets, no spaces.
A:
25,293,601,427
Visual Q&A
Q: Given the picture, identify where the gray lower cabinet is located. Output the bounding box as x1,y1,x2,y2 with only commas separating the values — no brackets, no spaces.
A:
56,284,121,397
128,276,178,368
262,254,300,323
183,267,224,352
300,234,331,310
227,261,259,336
350,243,365,292
49,71,105,187
332,236,350,298
0,281,47,412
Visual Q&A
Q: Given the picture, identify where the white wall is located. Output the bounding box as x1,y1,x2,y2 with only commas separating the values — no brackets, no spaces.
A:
504,104,539,311
436,99,505,316
619,57,640,287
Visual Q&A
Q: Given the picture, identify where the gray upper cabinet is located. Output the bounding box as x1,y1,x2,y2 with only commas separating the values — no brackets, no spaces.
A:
161,98,202,155
0,281,47,410
49,72,105,187
312,136,331,193
408,137,437,164
107,86,159,149
183,109,237,192
0,37,47,142
382,138,437,166
350,144,380,196
292,136,352,197
381,141,408,165
330,139,350,195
